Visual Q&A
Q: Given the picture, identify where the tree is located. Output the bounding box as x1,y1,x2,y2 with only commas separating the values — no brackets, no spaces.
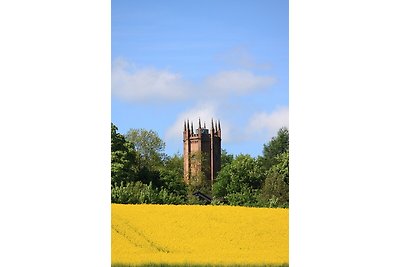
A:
111,123,137,186
125,128,167,187
160,154,187,197
221,148,234,169
213,154,263,206
260,127,289,171
164,153,184,176
125,128,166,170
258,151,289,208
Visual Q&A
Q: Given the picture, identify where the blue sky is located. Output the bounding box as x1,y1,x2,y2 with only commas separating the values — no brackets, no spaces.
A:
111,0,288,157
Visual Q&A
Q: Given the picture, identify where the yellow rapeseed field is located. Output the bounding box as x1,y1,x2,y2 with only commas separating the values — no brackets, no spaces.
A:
112,204,288,266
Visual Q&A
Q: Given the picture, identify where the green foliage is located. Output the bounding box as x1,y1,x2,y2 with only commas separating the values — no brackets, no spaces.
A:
210,198,224,205
160,154,187,198
111,124,187,204
213,154,263,206
187,151,212,203
260,127,289,171
136,166,163,188
221,148,234,169
111,123,138,186
124,128,169,187
111,181,186,205
258,151,289,208
188,172,211,204
212,170,230,199
125,128,166,170
164,153,184,177
111,122,289,208
225,186,259,207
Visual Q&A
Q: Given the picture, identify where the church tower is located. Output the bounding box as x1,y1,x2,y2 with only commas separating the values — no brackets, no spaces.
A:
183,119,221,185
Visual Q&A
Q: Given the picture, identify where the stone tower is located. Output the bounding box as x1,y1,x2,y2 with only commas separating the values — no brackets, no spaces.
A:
183,118,221,185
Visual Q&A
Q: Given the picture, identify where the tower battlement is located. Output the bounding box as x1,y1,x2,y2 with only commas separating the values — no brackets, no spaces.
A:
183,119,221,185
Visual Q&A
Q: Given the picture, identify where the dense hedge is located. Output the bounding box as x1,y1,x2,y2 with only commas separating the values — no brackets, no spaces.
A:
111,181,186,205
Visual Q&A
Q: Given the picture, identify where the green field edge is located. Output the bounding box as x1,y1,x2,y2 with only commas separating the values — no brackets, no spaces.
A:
111,263,289,267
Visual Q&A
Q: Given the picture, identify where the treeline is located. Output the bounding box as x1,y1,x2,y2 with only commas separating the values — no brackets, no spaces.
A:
111,122,289,208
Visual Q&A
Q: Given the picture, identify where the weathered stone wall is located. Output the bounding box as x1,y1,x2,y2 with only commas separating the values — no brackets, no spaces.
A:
183,120,221,185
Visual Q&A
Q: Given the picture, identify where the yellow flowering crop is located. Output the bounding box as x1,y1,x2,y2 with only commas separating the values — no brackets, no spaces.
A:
112,204,288,266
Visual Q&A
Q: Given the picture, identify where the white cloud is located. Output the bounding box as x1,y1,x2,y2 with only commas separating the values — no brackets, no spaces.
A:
165,104,288,154
112,58,276,103
206,70,276,95
165,102,237,143
112,59,190,102
248,106,289,137
216,46,271,70
165,102,217,140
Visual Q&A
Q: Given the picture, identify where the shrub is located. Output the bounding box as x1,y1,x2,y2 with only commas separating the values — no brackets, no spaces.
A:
111,181,186,205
